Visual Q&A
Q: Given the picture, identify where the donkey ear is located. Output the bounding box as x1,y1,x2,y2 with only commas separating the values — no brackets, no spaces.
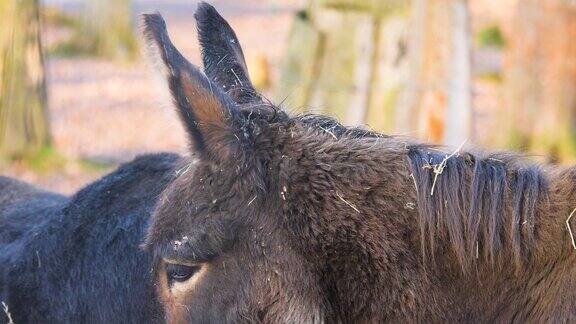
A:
195,2,259,104
143,13,247,164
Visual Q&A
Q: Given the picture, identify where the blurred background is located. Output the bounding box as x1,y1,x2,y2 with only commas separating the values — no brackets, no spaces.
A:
0,0,575,194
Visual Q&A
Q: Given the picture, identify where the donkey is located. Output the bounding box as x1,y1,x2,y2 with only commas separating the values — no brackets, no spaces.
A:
0,154,174,323
143,3,576,323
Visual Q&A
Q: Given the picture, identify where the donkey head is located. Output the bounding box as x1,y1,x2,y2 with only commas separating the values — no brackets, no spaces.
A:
144,3,421,323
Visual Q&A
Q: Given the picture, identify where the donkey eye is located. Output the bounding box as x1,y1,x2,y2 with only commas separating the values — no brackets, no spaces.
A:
165,263,200,284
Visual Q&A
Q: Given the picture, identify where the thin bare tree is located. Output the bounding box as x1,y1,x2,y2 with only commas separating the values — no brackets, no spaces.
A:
397,0,472,146
0,0,50,160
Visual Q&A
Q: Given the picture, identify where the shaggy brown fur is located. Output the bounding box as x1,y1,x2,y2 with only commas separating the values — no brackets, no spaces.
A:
144,3,576,323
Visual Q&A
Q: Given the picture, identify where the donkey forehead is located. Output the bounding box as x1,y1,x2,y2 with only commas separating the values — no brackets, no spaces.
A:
147,169,232,254
153,199,237,262
160,228,231,264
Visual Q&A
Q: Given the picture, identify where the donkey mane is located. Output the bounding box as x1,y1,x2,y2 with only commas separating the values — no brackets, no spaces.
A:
240,107,548,271
406,145,547,270
237,101,386,140
240,104,548,271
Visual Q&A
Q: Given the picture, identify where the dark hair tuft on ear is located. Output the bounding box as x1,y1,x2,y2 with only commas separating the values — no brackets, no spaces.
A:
194,2,259,104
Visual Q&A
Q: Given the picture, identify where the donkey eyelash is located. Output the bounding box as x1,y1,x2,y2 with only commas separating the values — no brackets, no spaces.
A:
165,262,201,285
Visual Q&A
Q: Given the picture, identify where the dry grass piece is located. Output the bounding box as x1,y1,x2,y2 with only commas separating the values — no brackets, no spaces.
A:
430,140,467,196
319,125,338,140
247,195,257,206
337,192,360,213
409,172,418,193
2,301,14,324
566,207,576,250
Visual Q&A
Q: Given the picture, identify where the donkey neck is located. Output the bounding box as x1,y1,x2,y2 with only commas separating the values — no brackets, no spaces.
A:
279,130,576,320
426,164,576,321
512,165,576,320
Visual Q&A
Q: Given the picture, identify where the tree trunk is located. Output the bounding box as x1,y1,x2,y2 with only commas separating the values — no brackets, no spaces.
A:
0,0,50,160
276,0,409,127
276,11,324,112
364,14,410,133
502,0,576,162
396,0,472,145
310,10,376,122
81,0,137,61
